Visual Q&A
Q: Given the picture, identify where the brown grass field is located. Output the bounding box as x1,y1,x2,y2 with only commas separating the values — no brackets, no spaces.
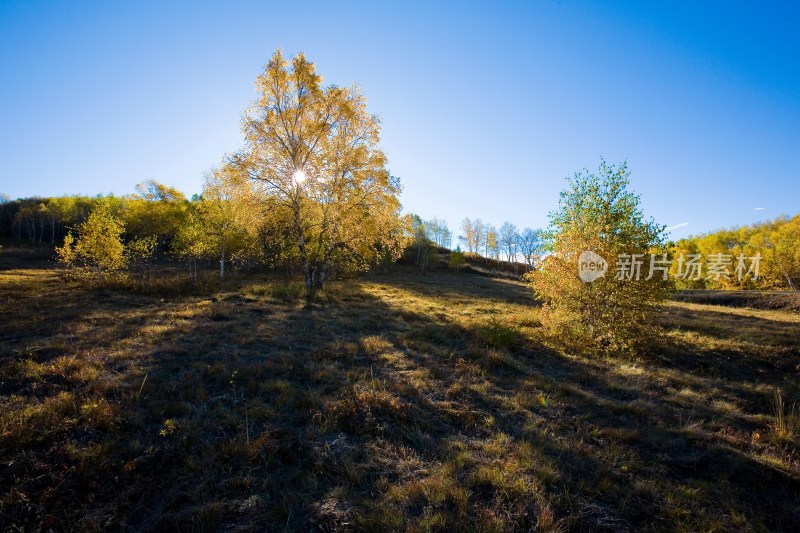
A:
1,248,799,532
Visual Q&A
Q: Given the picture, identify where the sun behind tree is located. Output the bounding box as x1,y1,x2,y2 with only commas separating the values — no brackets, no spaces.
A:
233,49,407,296
528,160,673,355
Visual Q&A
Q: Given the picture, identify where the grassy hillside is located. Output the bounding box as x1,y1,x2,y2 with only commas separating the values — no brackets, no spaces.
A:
1,250,799,531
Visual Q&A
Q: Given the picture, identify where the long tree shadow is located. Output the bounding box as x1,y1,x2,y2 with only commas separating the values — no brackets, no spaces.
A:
372,265,536,305
2,261,800,531
659,303,800,347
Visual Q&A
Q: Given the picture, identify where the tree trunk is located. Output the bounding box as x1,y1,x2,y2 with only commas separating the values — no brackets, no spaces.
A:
315,264,327,290
292,199,313,296
784,271,795,291
305,266,316,296
304,266,314,294
190,259,198,284
219,246,226,278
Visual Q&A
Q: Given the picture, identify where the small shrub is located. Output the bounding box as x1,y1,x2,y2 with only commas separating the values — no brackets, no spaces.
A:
323,385,408,436
0,391,77,448
449,251,467,272
80,398,116,430
771,388,800,444
159,419,178,437
475,317,520,350
56,203,127,278
269,282,306,301
210,301,233,321
125,235,158,290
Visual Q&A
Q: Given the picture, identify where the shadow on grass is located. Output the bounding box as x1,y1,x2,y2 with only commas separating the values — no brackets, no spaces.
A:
659,303,800,347
374,265,536,305
1,258,799,531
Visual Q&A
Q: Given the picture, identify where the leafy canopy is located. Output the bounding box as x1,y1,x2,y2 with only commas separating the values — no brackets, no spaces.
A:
56,203,126,273
234,49,406,292
529,160,672,355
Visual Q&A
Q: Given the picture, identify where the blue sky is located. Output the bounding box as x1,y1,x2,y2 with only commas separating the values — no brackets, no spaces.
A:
1,1,798,240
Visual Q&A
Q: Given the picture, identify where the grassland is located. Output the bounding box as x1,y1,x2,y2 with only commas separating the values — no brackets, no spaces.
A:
1,248,799,531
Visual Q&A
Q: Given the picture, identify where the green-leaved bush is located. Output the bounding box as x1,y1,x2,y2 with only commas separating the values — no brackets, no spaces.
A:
527,160,673,355
56,203,127,281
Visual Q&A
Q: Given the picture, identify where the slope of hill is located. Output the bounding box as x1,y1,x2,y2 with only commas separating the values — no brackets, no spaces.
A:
1,251,799,531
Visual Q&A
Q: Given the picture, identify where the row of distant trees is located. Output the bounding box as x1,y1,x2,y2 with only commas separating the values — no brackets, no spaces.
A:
7,185,796,291
407,215,544,273
458,218,543,269
404,208,800,290
1,186,543,280
0,170,408,288
0,179,298,278
0,184,194,252
670,214,800,290
1,189,539,282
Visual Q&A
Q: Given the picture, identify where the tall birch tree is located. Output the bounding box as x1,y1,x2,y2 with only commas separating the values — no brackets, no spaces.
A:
235,49,404,295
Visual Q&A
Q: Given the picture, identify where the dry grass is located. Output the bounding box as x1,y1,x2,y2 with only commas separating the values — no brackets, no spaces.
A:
674,289,800,313
1,250,799,531
771,388,800,445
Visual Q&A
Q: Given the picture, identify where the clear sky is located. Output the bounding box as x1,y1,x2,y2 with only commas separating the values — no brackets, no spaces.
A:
1,0,798,240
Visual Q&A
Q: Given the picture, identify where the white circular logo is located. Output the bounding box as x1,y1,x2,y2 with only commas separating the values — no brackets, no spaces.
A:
578,251,607,282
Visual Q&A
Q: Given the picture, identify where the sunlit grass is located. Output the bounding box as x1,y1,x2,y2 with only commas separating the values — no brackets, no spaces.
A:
1,255,799,530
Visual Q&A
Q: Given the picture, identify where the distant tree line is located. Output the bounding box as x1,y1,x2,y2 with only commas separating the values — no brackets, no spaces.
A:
457,217,544,272
409,210,800,290
403,214,545,274
0,180,275,275
0,174,408,289
669,214,800,290
4,186,798,291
